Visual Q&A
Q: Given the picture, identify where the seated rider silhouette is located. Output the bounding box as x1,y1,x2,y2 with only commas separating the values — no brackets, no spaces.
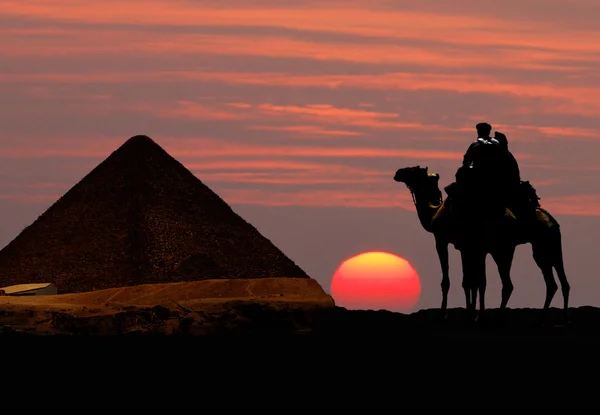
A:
494,131,542,218
454,122,517,219
492,131,521,205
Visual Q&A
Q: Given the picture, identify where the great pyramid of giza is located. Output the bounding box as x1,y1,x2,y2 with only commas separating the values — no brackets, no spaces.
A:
0,135,311,293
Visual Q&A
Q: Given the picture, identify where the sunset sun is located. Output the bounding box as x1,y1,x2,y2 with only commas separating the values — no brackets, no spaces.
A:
330,251,421,313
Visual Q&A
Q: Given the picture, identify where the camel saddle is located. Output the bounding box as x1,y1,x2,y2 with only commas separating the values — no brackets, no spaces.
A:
444,180,541,219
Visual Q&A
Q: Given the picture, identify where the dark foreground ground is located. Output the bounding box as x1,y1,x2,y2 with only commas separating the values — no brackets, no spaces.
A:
2,279,592,344
1,303,598,339
3,304,597,377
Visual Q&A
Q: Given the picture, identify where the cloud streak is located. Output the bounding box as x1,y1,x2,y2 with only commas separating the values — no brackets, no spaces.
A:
0,0,598,217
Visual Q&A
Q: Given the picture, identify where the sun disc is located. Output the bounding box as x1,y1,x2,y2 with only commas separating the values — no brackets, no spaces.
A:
330,251,421,312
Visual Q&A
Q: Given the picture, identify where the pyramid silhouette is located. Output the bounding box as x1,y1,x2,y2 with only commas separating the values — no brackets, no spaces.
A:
0,135,311,293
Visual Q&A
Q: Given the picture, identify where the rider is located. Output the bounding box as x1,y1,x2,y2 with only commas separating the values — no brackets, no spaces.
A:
494,131,540,217
493,131,521,195
455,123,515,218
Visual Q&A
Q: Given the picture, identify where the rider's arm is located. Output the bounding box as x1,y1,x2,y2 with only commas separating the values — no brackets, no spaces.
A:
461,142,477,167
506,152,521,183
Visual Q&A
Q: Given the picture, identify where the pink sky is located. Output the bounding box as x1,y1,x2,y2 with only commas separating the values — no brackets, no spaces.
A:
1,0,599,311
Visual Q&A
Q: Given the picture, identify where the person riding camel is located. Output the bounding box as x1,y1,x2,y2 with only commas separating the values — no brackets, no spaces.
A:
492,131,521,203
454,122,517,219
493,131,542,218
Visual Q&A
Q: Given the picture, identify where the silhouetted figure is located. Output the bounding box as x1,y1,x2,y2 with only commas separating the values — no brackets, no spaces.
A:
492,131,528,217
492,131,520,182
394,165,571,325
455,123,516,220
495,131,547,222
458,122,496,172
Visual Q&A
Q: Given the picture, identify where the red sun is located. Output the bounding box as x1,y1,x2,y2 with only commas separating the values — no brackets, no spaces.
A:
330,251,421,313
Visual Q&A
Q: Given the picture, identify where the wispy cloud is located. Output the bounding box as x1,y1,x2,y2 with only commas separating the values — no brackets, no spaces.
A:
0,138,469,161
246,125,363,137
0,0,598,216
214,188,415,209
542,195,600,216
4,70,596,112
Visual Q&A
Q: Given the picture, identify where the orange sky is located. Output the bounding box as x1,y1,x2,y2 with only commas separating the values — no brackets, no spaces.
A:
1,0,599,310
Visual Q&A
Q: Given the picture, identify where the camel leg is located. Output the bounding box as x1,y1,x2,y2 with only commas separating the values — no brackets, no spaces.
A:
491,245,516,310
469,286,478,322
532,242,558,325
461,280,474,320
462,240,486,321
471,286,478,320
473,251,487,322
460,249,472,319
552,234,571,324
460,249,477,321
435,237,450,320
477,265,486,322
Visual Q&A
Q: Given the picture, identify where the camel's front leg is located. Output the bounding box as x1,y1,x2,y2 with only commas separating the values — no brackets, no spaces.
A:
476,253,487,322
435,237,450,319
460,249,476,321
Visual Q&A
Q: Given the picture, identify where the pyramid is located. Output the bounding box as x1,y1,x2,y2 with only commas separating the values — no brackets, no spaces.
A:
0,135,312,293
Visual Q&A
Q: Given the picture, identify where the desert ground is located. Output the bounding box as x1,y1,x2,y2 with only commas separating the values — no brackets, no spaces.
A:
1,278,599,340
0,278,334,336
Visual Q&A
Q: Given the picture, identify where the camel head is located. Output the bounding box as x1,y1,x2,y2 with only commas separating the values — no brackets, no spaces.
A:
394,166,442,203
394,166,432,185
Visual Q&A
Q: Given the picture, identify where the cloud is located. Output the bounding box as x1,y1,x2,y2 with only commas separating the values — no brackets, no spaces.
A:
186,159,384,184
246,125,364,137
542,194,600,216
213,188,415,209
5,70,594,113
3,0,599,35
0,0,598,217
0,193,60,204
6,178,600,217
515,125,600,140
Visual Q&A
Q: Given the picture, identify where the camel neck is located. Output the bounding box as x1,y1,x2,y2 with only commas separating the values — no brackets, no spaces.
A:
410,186,438,233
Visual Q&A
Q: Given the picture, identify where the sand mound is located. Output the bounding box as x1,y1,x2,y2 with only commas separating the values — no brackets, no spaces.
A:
0,278,334,335
0,278,333,309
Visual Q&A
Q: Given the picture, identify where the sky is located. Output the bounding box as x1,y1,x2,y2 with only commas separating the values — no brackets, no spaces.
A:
1,0,599,311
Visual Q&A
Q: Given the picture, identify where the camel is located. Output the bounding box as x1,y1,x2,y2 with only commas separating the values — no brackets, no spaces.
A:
393,165,570,323
393,166,516,320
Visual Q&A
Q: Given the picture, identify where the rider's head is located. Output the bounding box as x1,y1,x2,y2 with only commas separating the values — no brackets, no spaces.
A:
475,122,492,138
494,131,508,149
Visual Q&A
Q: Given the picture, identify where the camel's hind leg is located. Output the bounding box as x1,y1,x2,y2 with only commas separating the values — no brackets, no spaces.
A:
532,241,558,324
554,257,570,324
551,231,570,323
491,244,516,310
